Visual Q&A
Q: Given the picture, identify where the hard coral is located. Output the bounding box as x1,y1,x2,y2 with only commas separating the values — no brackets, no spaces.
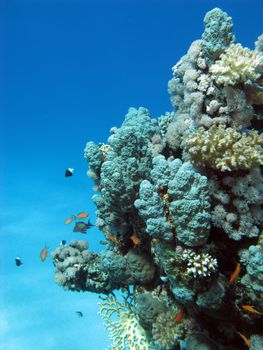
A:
201,7,235,64
98,294,154,350
135,155,211,246
53,8,263,350
152,310,184,349
186,125,263,171
209,43,263,86
182,249,218,278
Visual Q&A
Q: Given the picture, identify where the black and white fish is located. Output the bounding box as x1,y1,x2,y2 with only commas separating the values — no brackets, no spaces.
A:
65,168,74,177
15,257,23,266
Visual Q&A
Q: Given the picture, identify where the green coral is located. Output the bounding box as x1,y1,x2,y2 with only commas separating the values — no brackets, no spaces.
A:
185,125,263,171
98,294,154,350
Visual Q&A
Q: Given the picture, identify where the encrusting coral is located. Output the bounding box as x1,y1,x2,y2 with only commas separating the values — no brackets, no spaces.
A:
52,7,263,350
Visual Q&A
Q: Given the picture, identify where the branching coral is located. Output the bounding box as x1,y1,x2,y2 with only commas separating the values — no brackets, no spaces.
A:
182,249,218,278
52,241,156,293
185,125,263,171
241,245,263,308
98,294,154,350
209,43,263,86
209,167,263,240
152,310,185,349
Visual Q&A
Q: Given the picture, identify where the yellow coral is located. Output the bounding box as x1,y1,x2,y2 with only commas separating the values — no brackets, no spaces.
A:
99,143,112,159
209,43,263,86
98,294,154,350
185,126,263,171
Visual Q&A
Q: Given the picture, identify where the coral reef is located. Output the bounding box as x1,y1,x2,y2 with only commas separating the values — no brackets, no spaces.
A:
52,8,263,350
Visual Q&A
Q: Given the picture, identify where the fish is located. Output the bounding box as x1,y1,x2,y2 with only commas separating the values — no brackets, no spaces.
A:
76,212,89,219
60,240,66,245
76,311,83,318
229,262,241,283
65,215,76,224
65,168,74,177
107,235,119,244
40,245,49,261
236,331,250,347
130,233,141,246
174,309,184,323
73,220,94,234
15,257,23,266
160,275,169,283
242,305,263,315
99,240,108,245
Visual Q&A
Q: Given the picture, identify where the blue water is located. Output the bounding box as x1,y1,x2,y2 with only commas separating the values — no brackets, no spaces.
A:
1,1,262,349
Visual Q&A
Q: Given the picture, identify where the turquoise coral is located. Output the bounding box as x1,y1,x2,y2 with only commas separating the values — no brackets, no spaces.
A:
201,8,235,64
52,8,263,350
135,155,211,247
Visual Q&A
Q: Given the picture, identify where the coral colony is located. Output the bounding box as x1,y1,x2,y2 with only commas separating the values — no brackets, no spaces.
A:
52,8,263,350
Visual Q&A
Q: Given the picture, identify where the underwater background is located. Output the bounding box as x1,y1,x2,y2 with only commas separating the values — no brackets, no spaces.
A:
1,0,263,349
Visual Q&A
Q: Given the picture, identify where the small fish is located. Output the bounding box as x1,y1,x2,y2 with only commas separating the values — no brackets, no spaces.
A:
174,309,184,323
73,220,93,234
242,305,263,315
160,275,169,283
229,262,241,283
76,311,83,318
237,331,250,347
151,238,160,245
76,212,89,219
40,245,49,261
99,240,108,245
130,233,141,246
60,240,66,245
15,257,23,266
65,168,74,177
107,235,119,244
65,215,76,224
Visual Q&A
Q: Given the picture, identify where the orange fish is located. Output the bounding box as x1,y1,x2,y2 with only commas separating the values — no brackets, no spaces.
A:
65,215,75,224
108,235,119,244
174,309,184,323
242,305,263,315
229,262,241,283
76,212,89,219
130,233,141,246
40,246,49,262
237,331,250,347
